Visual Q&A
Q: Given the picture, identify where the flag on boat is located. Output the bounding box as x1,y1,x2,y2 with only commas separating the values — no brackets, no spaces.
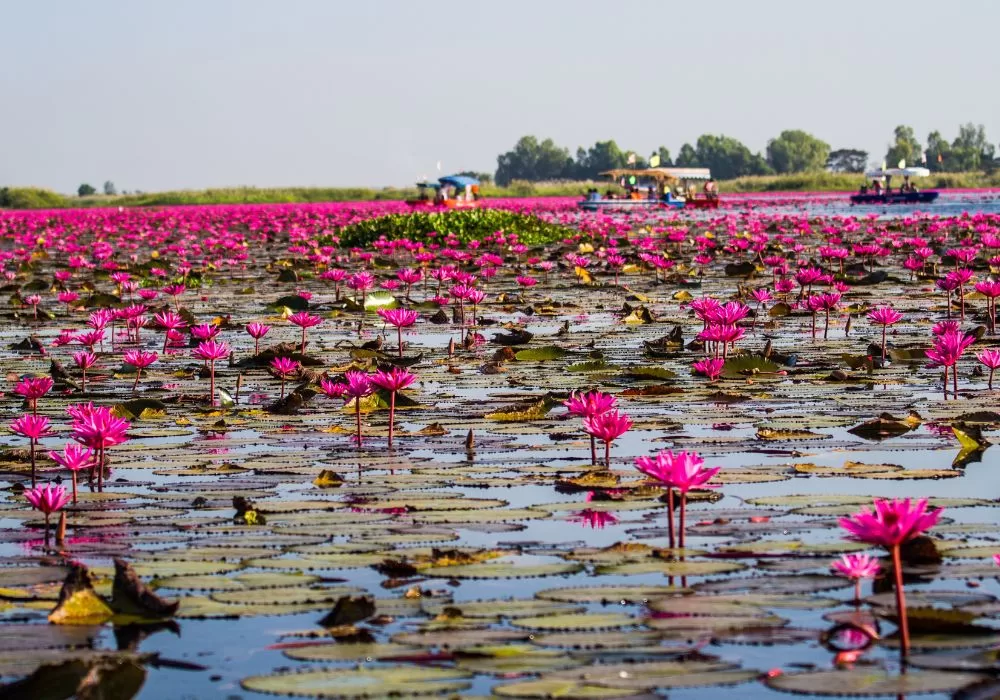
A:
938,152,943,163
921,151,927,165
649,153,661,168
881,160,887,171
898,159,906,169
436,161,442,172
626,153,636,165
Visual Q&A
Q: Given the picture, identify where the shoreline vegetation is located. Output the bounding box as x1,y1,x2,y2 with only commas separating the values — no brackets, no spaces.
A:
4,171,1000,210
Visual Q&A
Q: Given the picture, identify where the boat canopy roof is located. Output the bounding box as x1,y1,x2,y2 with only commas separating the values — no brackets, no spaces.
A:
438,174,480,188
865,167,931,179
599,167,712,182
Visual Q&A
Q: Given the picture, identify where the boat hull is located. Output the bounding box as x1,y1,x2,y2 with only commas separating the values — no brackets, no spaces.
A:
849,191,940,205
578,199,663,212
577,197,721,212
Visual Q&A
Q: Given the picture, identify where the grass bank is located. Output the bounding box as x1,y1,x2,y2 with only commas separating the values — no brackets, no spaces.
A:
5,172,1000,210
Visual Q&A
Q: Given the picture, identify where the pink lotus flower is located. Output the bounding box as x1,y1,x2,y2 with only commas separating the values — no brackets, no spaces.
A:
73,351,98,394
377,308,419,356
692,357,724,381
832,553,881,603
24,483,71,546
270,357,299,400
582,409,632,469
635,450,720,549
975,280,1000,333
154,311,187,353
515,275,537,288
370,367,417,447
839,499,942,657
14,376,53,414
70,405,130,491
867,306,903,362
287,312,322,354
191,324,220,341
319,378,347,398
564,390,617,466
926,330,975,398
123,350,158,394
976,348,1000,390
342,370,373,445
10,414,53,487
193,340,230,406
563,390,617,418
246,322,271,355
48,443,94,504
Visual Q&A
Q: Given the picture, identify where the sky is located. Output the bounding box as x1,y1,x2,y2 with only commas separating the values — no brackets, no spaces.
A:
2,0,999,193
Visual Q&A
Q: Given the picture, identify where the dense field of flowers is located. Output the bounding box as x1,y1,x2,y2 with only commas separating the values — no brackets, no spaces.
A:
2,195,1000,698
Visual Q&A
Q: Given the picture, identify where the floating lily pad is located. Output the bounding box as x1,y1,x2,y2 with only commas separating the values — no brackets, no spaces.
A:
240,666,473,697
766,668,985,696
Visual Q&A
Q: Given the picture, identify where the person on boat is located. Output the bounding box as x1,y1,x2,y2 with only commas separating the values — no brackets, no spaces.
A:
872,180,883,195
859,183,868,195
471,184,481,201
703,178,718,200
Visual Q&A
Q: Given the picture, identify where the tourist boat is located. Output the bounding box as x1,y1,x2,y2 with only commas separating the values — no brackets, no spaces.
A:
578,167,719,211
406,174,481,209
850,167,940,205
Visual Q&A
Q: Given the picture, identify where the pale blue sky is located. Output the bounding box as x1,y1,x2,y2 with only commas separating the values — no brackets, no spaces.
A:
2,0,998,192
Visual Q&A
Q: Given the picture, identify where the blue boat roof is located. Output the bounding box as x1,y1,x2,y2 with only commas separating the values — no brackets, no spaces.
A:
438,175,479,188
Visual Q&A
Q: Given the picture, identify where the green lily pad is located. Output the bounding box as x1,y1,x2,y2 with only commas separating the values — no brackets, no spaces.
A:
240,666,473,698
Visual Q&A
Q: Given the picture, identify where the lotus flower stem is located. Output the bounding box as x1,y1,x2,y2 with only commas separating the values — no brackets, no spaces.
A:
589,435,597,466
678,493,687,550
29,439,37,488
388,391,396,447
891,544,910,657
355,400,363,447
881,326,887,362
666,488,676,550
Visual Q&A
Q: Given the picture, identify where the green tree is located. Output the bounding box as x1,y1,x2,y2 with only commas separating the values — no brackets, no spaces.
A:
825,149,868,173
884,126,922,168
574,140,630,179
495,136,573,185
766,130,830,173
925,131,952,172
693,134,771,180
674,143,698,167
103,180,117,196
77,183,97,197
950,123,994,172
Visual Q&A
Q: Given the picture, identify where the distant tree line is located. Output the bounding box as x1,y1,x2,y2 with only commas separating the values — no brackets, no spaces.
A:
495,124,999,184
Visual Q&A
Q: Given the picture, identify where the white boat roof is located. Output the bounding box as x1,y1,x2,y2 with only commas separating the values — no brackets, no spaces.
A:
657,167,712,180
865,167,931,179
